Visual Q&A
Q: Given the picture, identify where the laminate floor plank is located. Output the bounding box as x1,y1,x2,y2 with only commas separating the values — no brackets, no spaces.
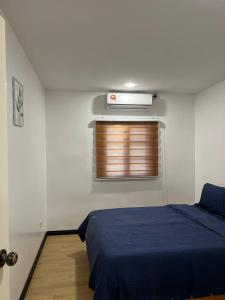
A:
25,235,93,300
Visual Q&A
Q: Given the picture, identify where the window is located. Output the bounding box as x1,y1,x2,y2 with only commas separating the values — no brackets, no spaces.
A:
96,121,159,180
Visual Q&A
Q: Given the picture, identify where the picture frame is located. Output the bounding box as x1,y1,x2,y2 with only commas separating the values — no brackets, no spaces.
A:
12,77,24,127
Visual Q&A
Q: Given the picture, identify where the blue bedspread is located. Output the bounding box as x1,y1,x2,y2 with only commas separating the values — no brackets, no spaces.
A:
78,205,225,300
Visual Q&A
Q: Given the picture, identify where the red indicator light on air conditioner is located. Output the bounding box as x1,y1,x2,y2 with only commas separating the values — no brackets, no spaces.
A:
110,94,117,101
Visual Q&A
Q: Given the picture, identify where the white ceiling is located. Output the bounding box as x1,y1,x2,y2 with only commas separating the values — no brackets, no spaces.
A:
1,0,225,93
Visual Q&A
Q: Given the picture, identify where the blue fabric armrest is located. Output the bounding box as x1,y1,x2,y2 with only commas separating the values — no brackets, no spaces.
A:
199,183,225,216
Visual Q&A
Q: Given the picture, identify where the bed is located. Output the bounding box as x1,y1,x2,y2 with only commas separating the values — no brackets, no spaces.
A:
78,183,225,300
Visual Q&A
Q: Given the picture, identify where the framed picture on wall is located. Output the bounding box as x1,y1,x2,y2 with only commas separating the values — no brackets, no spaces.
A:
12,77,24,127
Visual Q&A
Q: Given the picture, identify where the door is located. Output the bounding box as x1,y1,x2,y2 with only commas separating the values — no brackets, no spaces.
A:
0,14,10,300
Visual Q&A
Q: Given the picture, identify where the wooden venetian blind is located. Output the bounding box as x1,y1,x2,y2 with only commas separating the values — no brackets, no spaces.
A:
96,121,159,179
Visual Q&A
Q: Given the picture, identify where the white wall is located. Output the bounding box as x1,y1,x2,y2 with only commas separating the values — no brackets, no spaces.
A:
5,20,47,300
46,91,195,230
195,80,225,202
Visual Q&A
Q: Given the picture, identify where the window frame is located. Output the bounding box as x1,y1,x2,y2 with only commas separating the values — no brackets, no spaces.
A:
95,120,159,181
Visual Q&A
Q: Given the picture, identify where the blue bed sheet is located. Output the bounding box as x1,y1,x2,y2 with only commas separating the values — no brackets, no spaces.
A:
77,205,225,300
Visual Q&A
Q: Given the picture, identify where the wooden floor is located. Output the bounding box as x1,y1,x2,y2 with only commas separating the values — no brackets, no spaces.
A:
25,235,225,300
25,235,93,300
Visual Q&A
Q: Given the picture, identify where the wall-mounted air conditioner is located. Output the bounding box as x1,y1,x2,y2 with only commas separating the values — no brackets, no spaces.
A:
106,93,153,110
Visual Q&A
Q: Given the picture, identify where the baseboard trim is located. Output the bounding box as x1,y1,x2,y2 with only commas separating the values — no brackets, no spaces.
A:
19,232,47,300
19,229,78,300
47,229,78,235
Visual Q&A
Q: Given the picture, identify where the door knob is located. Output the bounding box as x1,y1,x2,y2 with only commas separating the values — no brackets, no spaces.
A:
0,249,7,268
6,252,18,266
0,249,18,268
